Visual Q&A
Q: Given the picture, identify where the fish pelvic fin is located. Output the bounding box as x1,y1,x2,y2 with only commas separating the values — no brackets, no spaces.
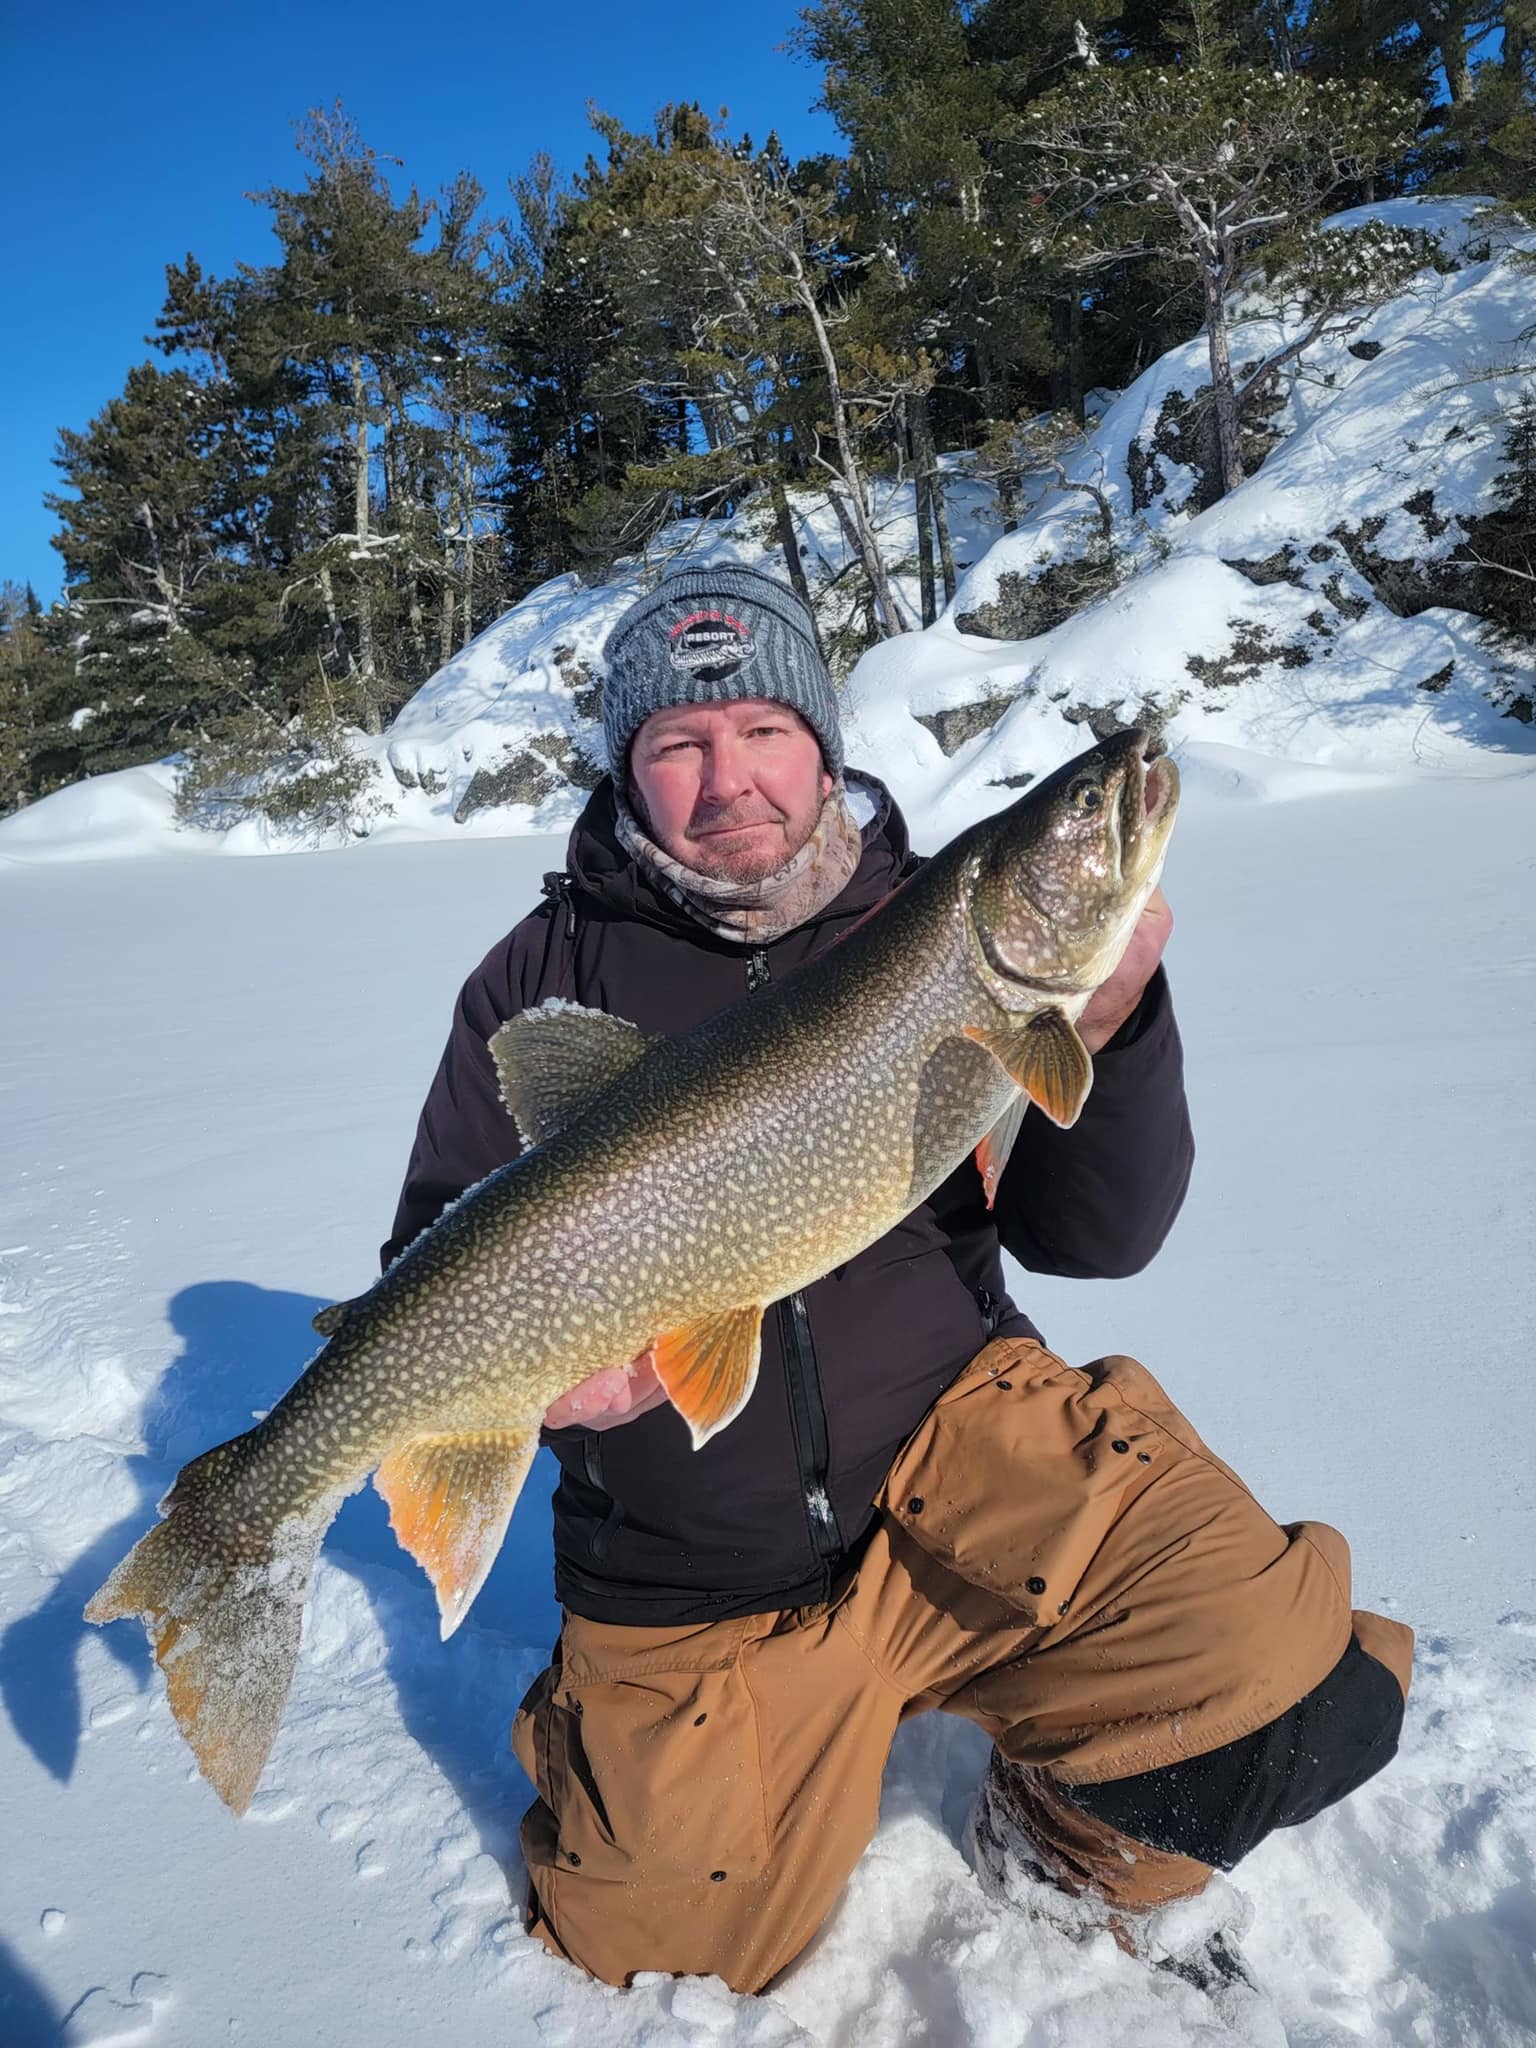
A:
374,1429,538,1640
964,1010,1093,1129
84,1440,329,1818
488,1000,651,1148
975,1092,1029,1210
652,1307,764,1452
311,1297,356,1337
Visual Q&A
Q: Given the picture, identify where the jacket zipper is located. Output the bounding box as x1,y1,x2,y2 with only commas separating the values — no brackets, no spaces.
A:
746,946,843,1569
778,1292,844,1565
583,1431,623,1562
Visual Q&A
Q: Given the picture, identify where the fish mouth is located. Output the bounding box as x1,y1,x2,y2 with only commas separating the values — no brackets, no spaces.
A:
1117,732,1179,872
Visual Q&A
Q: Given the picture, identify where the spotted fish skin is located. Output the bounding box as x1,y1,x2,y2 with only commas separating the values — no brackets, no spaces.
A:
85,729,1178,1813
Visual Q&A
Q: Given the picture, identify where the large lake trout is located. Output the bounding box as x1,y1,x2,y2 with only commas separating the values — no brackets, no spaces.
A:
87,728,1179,1812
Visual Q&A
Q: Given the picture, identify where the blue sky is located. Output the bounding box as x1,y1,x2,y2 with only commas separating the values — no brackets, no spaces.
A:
0,1,837,600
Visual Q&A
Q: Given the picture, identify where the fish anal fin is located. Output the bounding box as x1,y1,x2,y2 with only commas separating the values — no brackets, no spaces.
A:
964,1010,1092,1129
374,1429,538,1640
651,1307,764,1452
488,1000,650,1148
975,1092,1028,1210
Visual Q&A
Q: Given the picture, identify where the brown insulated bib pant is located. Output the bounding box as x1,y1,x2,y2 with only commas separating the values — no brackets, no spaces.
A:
513,1339,1414,1992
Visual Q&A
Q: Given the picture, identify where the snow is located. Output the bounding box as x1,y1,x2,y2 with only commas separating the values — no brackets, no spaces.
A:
4,198,1530,873
2,751,1534,2044
1,190,1535,2045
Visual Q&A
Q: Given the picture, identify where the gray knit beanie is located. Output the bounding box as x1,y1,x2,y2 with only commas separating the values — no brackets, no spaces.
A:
601,564,843,779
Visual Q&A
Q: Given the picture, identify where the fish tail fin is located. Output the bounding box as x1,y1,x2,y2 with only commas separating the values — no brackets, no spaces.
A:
85,1440,331,1816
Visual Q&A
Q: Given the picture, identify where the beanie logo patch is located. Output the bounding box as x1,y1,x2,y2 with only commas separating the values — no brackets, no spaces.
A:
667,609,757,684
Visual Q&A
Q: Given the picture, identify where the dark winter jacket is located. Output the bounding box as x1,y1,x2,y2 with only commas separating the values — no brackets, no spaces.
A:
383,775,1195,1626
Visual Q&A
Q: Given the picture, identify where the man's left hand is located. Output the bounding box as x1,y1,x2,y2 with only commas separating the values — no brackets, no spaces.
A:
1078,888,1173,1055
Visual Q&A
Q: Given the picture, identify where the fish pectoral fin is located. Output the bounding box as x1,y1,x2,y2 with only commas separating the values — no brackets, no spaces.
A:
975,1092,1028,1210
488,1000,651,1147
374,1429,539,1641
964,1010,1093,1129
652,1307,764,1452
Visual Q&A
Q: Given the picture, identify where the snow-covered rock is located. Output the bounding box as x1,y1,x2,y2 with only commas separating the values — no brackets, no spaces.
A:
849,196,1536,846
2,196,1530,868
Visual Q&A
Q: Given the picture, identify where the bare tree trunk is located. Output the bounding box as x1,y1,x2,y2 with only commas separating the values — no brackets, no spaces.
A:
317,562,356,686
908,398,937,628
407,579,425,670
349,346,381,731
1069,294,1087,425
769,473,817,623
1202,267,1246,497
136,501,183,630
439,538,455,669
460,445,475,651
911,393,957,604
783,254,904,637
1418,0,1473,100
1505,10,1528,77
976,343,1019,533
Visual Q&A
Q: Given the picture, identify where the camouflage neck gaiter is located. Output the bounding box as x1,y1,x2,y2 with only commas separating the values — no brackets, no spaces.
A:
614,781,865,946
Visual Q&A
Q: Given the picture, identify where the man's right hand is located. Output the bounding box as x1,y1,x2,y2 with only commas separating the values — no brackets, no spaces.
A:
542,1347,669,1433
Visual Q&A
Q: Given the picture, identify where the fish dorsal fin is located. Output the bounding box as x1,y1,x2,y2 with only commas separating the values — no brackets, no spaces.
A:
975,1093,1029,1209
964,1009,1093,1129
374,1428,539,1640
652,1307,764,1451
488,999,650,1147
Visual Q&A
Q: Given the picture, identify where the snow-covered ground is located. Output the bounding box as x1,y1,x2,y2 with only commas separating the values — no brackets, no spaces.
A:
2,739,1533,2047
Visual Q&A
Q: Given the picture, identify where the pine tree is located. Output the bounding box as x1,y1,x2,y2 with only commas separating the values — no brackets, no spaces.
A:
42,362,244,779
1020,5,1424,497
246,105,446,733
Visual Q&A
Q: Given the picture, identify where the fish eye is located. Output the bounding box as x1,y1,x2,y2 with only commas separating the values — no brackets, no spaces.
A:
1070,779,1103,813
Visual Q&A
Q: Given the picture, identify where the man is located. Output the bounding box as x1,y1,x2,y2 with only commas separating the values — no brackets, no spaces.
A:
385,563,1412,1997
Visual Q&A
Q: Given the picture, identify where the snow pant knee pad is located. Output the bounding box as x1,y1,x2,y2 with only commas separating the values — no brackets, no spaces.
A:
1057,1628,1410,1872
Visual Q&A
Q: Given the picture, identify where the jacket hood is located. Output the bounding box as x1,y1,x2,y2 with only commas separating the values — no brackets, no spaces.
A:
563,770,914,943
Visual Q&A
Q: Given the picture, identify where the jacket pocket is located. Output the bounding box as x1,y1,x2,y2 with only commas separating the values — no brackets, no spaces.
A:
513,1615,769,1886
878,1339,1160,1623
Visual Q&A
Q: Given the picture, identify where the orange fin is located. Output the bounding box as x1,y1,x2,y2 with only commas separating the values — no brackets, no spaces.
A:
374,1429,538,1639
652,1307,764,1451
965,1009,1092,1129
975,1093,1028,1209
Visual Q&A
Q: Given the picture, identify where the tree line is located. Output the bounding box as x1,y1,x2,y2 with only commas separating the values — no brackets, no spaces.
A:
2,0,1530,824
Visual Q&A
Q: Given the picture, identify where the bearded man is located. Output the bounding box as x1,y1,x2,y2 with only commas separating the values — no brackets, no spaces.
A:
385,564,1411,1999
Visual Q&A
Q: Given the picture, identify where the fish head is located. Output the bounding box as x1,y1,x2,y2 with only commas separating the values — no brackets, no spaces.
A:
966,729,1180,1002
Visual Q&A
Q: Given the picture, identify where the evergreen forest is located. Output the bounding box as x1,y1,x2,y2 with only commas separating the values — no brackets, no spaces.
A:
2,0,1531,824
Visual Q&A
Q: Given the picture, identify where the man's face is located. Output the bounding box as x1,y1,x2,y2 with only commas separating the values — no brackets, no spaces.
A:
628,698,834,884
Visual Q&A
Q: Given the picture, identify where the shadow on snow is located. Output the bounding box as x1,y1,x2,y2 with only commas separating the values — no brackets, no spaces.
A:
0,1278,556,1874
0,1933,62,2048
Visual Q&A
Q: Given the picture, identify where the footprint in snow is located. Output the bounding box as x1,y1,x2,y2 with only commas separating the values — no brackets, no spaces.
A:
64,1975,170,2048
317,1800,366,1840
432,1909,476,1962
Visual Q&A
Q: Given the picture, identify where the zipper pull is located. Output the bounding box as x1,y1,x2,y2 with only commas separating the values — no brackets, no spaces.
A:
746,948,771,992
541,870,577,940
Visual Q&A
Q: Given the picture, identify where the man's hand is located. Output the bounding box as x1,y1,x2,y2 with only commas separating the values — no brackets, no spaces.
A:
543,1347,669,1433
1078,889,1173,1056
